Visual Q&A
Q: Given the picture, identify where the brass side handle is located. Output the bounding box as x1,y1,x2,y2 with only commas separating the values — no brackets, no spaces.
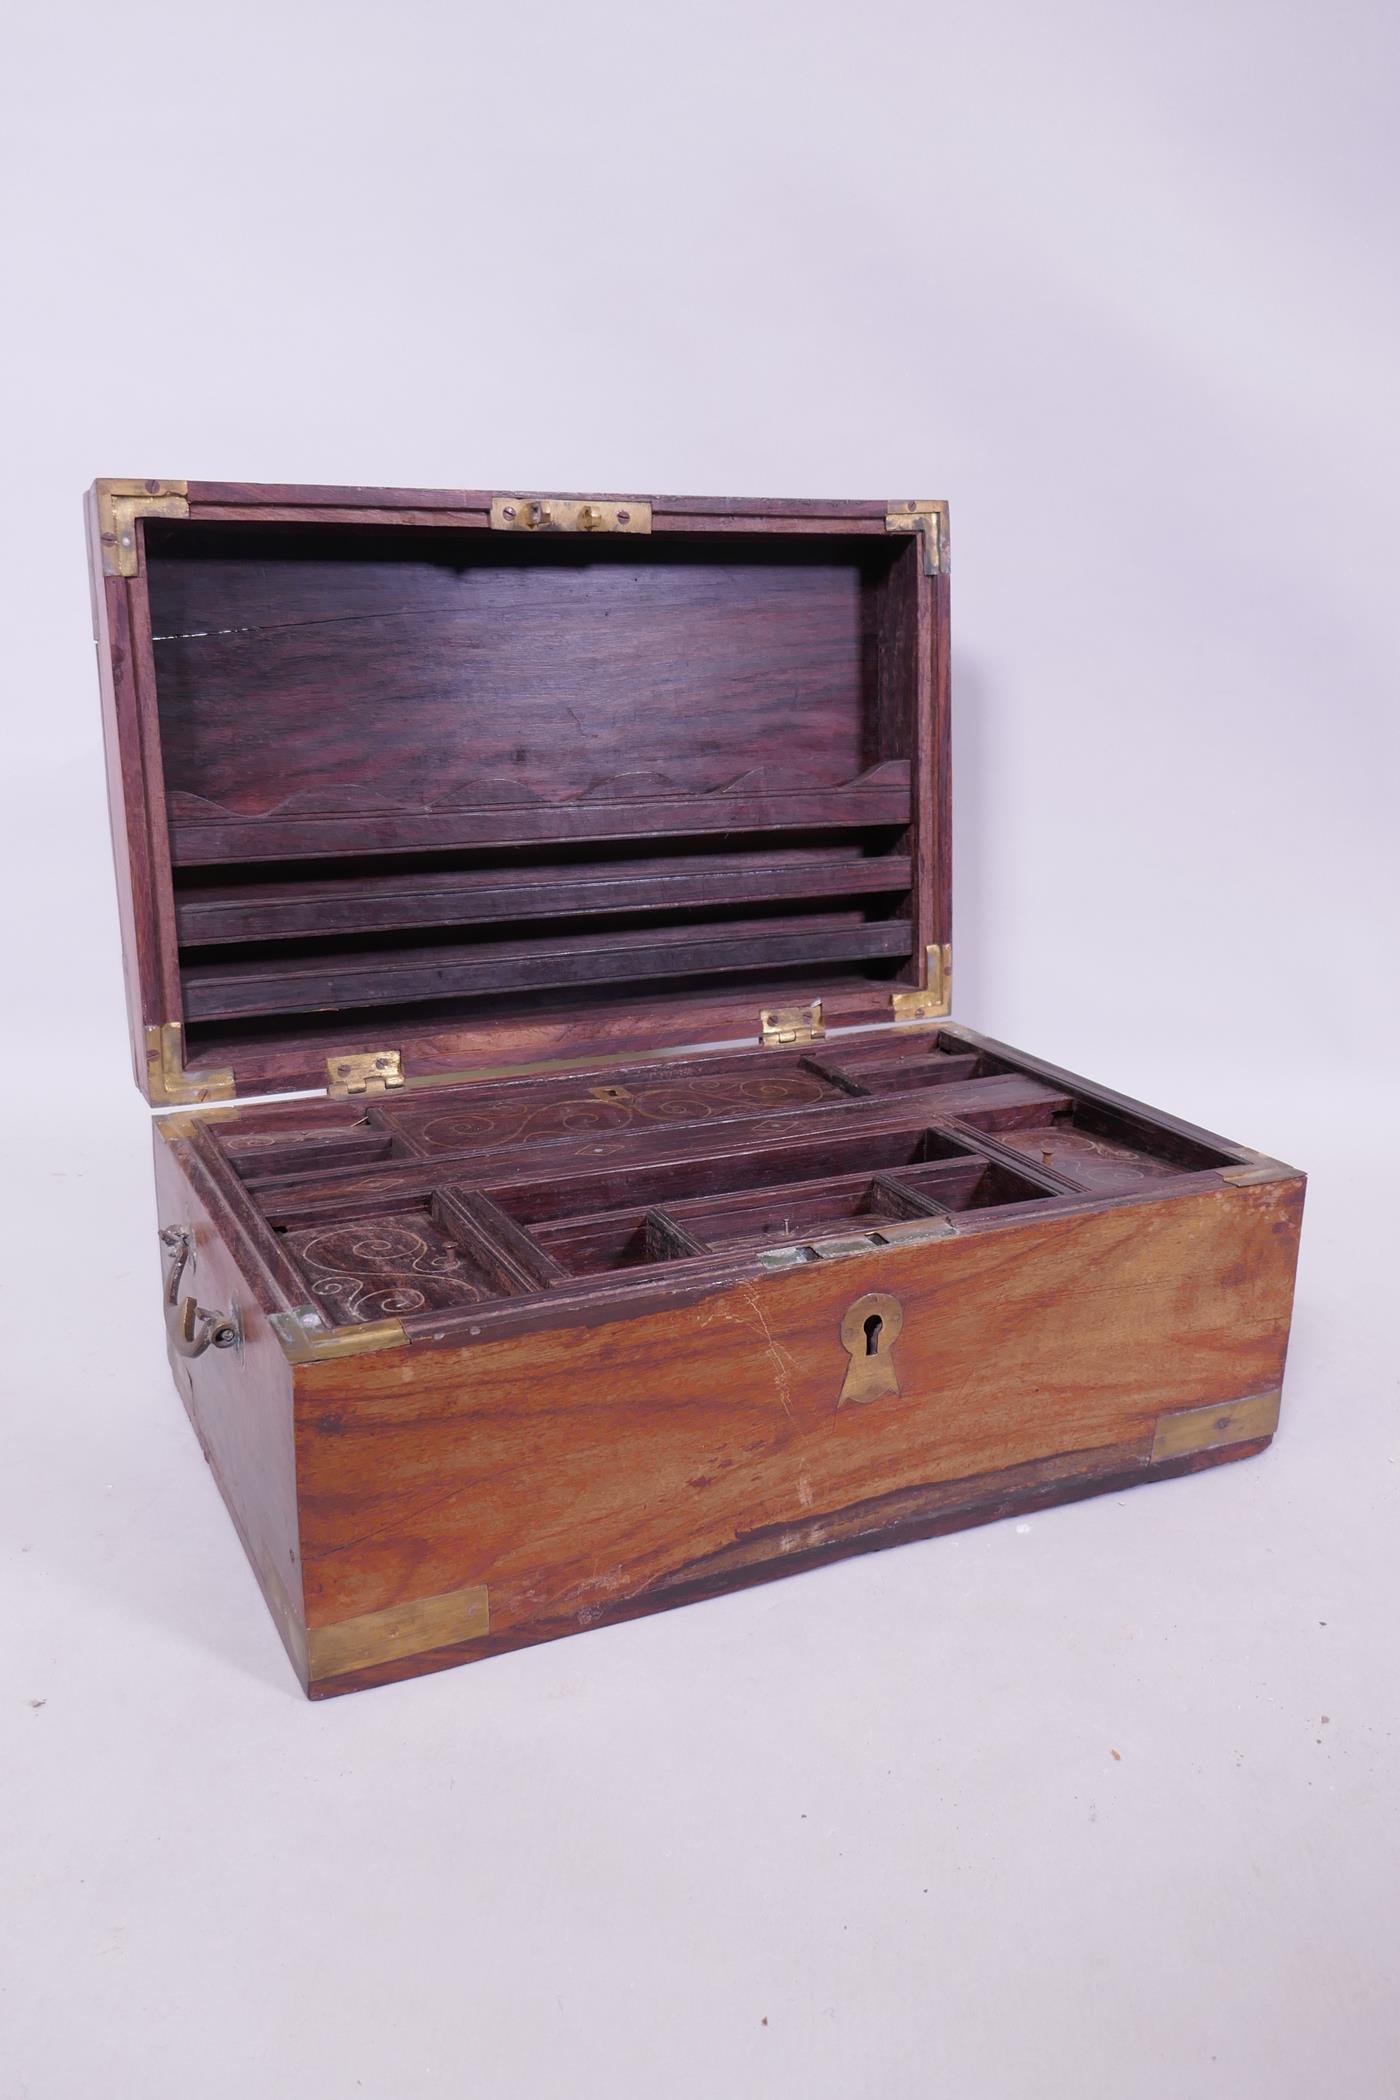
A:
159,1226,242,1359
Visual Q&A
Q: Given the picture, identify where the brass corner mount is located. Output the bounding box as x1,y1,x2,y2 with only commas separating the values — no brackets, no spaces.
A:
269,1307,409,1365
96,480,189,577
890,943,951,1023
145,1022,235,1108
885,500,948,575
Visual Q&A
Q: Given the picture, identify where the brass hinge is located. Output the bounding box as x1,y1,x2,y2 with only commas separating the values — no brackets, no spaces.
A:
760,1001,826,1048
96,479,189,577
490,494,652,536
885,499,948,575
890,943,952,1022
326,1049,405,1097
145,1022,235,1107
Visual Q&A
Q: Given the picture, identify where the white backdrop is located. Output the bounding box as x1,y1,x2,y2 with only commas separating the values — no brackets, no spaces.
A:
3,5,1397,2097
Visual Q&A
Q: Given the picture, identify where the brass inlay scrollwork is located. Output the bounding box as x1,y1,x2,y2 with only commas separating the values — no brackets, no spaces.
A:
283,1214,489,1325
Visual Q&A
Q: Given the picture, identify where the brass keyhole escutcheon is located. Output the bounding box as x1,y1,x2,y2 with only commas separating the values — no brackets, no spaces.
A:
838,1291,904,1407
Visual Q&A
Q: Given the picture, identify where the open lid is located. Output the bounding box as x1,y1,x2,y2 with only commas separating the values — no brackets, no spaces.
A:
87,480,950,1105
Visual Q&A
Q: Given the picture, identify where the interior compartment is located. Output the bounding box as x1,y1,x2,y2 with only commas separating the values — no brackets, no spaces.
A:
959,1098,1238,1190
221,1124,398,1180
197,1028,1253,1331
484,1124,978,1227
811,1033,1005,1096
145,520,928,1060
532,1207,710,1277
894,1156,1067,1211
278,1199,527,1326
663,1171,950,1250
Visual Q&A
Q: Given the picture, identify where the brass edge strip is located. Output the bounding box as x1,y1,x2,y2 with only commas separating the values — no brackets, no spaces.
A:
96,478,189,576
269,1311,409,1364
1151,1389,1281,1463
307,1582,491,1680
1218,1157,1297,1186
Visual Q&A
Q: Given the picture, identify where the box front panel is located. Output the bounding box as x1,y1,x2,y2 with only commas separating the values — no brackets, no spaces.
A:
293,1176,1302,1693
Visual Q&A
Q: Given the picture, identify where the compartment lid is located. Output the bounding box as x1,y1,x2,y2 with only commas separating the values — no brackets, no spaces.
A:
88,480,951,1105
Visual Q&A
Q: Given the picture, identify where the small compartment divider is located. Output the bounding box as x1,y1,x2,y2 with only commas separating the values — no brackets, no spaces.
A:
431,1189,568,1292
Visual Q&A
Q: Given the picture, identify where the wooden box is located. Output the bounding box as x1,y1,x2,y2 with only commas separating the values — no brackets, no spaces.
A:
87,478,1305,1698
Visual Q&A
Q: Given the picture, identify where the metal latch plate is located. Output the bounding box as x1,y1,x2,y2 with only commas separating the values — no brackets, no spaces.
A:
490,495,652,536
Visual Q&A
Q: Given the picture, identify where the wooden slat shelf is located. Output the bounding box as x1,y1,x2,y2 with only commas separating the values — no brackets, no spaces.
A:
167,770,913,867
174,850,914,946
181,916,916,1021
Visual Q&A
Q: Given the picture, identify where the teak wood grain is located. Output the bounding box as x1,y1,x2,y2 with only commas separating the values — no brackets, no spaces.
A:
279,1174,1297,1693
145,1022,1303,1698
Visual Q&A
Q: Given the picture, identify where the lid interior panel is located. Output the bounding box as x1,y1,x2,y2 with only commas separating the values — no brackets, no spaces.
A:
135,507,938,1084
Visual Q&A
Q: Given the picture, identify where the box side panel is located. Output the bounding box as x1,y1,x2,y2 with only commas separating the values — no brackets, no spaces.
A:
86,488,165,1091
153,1133,308,1685
295,1176,1303,1694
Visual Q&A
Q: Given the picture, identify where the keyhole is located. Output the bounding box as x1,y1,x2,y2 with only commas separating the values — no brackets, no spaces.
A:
838,1292,903,1407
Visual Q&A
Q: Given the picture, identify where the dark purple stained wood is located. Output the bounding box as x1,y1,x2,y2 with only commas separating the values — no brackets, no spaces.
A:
180,487,889,520
166,775,911,867
959,1103,1235,1188
148,539,892,823
93,483,950,1095
87,492,162,1083
809,1048,984,1094
432,1188,567,1291
178,972,901,1102
179,915,916,1023
223,1127,398,1180
246,1076,1074,1225
185,482,494,512
629,1170,935,1251
377,1057,844,1159
173,849,915,944
280,1207,504,1325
